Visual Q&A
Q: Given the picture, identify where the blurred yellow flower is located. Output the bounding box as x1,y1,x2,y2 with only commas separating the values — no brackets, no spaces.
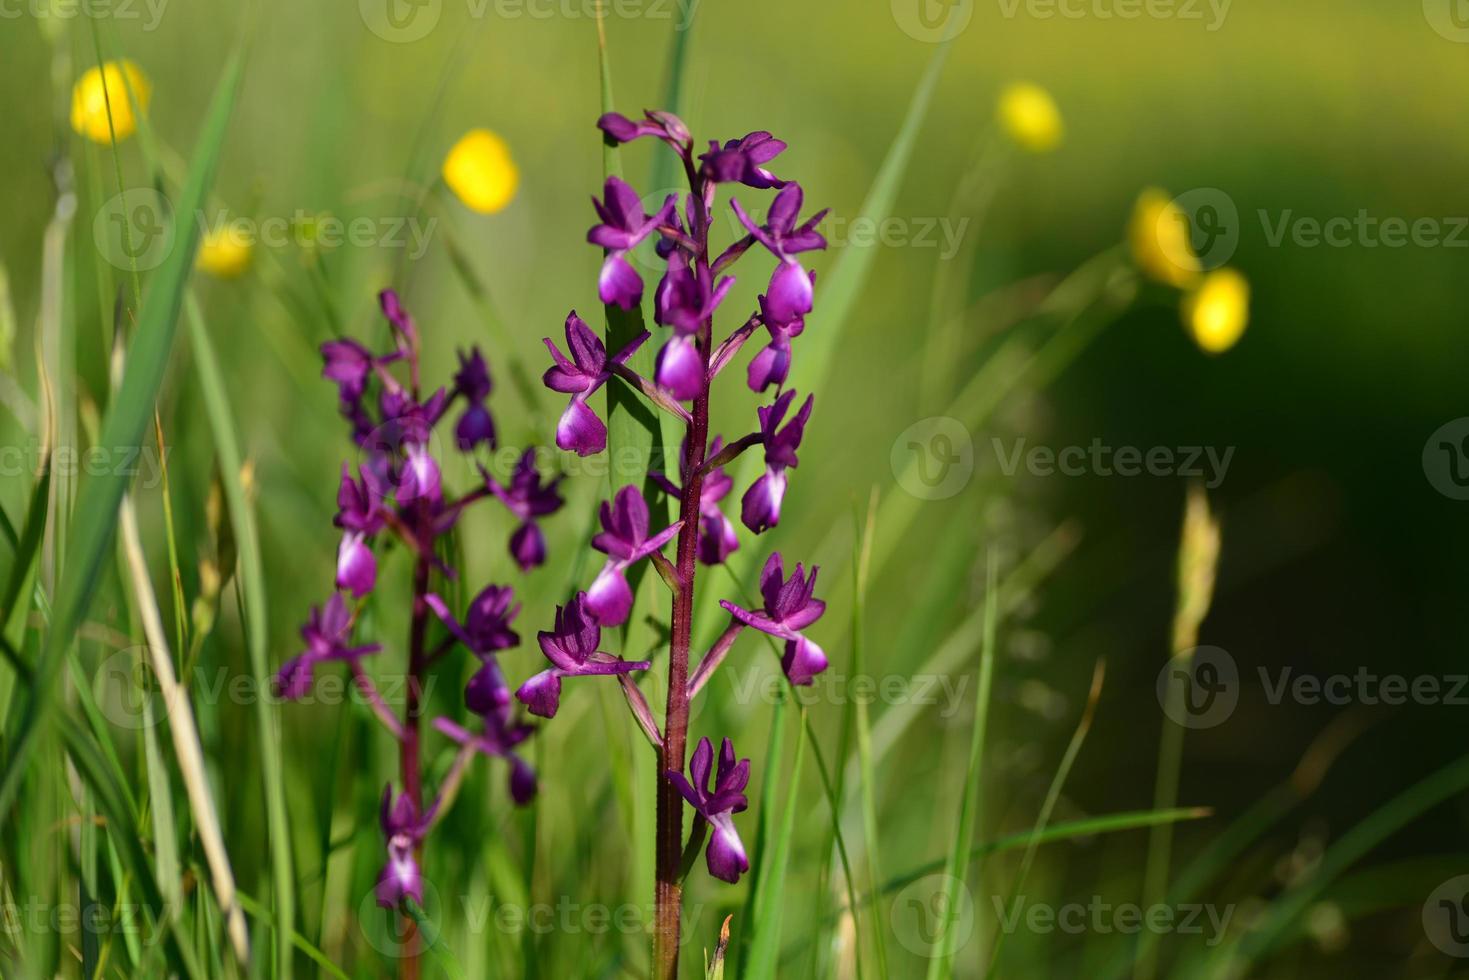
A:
1129,188,1201,288
443,129,519,214
196,226,252,279
997,82,1063,153
70,61,151,144
1182,268,1249,354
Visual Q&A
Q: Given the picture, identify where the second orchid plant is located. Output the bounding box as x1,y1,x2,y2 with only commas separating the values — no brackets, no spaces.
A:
278,108,829,980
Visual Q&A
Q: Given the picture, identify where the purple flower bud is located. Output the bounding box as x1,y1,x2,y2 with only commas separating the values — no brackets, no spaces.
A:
379,289,417,348
655,335,704,402
336,532,377,598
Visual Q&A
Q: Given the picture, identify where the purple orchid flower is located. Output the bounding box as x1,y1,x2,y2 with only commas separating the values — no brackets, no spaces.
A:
482,450,565,570
746,292,805,392
589,176,677,310
731,183,826,326
425,584,521,714
741,389,814,533
452,348,496,450
542,312,650,456
719,553,828,685
651,251,735,400
585,486,683,626
652,437,740,566
515,593,651,718
334,464,387,597
376,786,432,908
379,289,418,348
321,338,377,403
434,714,538,805
666,737,751,883
597,109,692,151
275,593,381,701
700,131,788,189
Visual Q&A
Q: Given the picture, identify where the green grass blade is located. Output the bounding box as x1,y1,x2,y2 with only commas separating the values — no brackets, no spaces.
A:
1,464,50,630
743,708,808,980
142,700,183,909
926,552,999,979
851,496,885,979
985,661,1105,978
0,50,243,817
1232,752,1469,972
234,889,352,980
185,292,295,978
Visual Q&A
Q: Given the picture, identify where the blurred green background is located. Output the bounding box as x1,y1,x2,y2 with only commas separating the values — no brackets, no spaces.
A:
1,0,1467,976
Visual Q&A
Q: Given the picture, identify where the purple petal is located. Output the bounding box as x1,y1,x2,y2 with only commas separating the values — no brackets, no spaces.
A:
599,253,644,310
585,563,634,627
516,670,563,719
456,402,496,451
763,261,814,324
782,635,829,686
746,343,790,393
656,335,705,402
705,814,750,883
510,521,546,571
556,397,608,457
336,532,377,599
466,661,512,716
509,756,537,805
740,468,787,533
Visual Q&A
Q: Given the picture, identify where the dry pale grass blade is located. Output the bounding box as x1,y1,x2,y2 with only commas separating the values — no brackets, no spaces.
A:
118,496,250,966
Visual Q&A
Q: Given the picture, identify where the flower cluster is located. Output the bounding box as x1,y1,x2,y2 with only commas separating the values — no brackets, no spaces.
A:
528,109,833,894
278,289,564,909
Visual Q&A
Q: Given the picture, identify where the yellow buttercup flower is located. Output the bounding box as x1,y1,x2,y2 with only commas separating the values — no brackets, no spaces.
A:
71,61,151,144
196,225,253,279
1129,188,1201,288
1182,268,1249,354
997,82,1063,153
442,129,519,214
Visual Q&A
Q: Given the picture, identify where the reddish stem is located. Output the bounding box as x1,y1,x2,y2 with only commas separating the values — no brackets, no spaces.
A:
654,153,713,980
401,554,430,980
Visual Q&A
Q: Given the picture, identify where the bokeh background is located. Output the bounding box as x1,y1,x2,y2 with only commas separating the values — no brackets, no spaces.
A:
1,0,1467,977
